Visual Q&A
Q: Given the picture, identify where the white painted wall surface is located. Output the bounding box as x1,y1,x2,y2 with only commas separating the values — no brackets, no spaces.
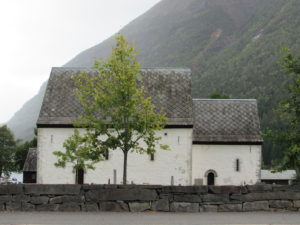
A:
37,128,193,185
192,145,261,185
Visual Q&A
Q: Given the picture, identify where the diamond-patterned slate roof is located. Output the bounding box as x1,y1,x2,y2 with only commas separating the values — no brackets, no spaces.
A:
37,67,193,126
23,148,37,172
193,99,262,143
38,68,263,143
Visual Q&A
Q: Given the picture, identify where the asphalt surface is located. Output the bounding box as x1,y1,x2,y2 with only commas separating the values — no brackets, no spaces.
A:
0,212,300,225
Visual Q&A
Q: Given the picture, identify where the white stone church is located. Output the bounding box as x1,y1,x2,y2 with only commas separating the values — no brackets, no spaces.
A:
36,67,262,186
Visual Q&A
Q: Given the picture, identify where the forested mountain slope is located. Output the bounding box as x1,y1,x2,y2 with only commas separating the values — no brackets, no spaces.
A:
7,83,46,141
8,0,300,165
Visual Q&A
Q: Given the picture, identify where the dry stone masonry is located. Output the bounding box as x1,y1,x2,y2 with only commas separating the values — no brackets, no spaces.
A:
0,184,300,212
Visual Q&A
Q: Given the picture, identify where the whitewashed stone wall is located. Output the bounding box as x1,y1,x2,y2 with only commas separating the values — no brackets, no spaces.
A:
37,128,193,185
192,145,261,185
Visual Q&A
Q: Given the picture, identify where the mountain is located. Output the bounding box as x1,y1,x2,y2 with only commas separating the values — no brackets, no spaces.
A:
7,83,46,141
7,0,300,165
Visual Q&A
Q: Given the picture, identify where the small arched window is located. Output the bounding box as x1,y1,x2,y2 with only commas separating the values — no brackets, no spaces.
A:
204,170,218,186
207,172,215,185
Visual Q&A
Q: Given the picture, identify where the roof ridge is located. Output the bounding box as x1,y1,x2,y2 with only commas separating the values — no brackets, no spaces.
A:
193,98,257,102
141,67,191,70
52,67,191,70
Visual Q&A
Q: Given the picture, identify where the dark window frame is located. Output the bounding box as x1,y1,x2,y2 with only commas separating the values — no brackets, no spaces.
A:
236,159,240,172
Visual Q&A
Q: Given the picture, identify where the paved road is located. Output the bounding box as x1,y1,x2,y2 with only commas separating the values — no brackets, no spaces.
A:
0,212,300,225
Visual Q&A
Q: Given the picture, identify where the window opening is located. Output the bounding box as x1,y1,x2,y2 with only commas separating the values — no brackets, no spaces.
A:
236,159,240,172
76,169,84,184
105,149,109,160
207,172,215,185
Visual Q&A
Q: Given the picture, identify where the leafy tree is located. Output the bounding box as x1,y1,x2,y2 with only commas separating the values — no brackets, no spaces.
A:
14,128,37,171
0,125,16,177
209,92,230,99
53,129,103,183
276,145,300,181
71,35,168,184
265,50,300,181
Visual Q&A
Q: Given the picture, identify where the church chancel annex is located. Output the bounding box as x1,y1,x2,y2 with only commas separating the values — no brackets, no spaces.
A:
36,67,262,185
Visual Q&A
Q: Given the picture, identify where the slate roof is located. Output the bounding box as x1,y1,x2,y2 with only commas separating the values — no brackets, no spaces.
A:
37,67,263,144
193,99,262,143
37,67,193,126
23,148,37,172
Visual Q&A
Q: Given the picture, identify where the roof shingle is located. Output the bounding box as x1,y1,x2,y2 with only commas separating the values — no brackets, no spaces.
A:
37,67,193,126
37,67,263,144
193,99,262,143
23,148,37,172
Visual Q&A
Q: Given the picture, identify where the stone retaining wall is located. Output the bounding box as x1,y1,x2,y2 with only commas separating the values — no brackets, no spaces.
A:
1,184,300,212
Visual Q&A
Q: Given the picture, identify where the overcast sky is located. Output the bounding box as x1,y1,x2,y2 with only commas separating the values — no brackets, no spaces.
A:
0,0,161,124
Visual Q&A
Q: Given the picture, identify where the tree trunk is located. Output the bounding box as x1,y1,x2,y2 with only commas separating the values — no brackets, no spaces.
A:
0,166,2,177
123,150,128,185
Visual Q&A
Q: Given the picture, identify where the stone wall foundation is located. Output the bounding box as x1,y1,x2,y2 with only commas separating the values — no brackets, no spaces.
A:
0,184,299,212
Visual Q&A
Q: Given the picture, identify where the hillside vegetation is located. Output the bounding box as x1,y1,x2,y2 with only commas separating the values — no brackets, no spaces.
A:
8,0,300,166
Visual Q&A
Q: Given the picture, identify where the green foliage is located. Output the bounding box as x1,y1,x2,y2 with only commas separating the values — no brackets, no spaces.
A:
0,126,36,175
266,50,300,181
0,125,17,176
275,145,300,181
56,35,168,184
208,93,230,99
53,129,103,171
